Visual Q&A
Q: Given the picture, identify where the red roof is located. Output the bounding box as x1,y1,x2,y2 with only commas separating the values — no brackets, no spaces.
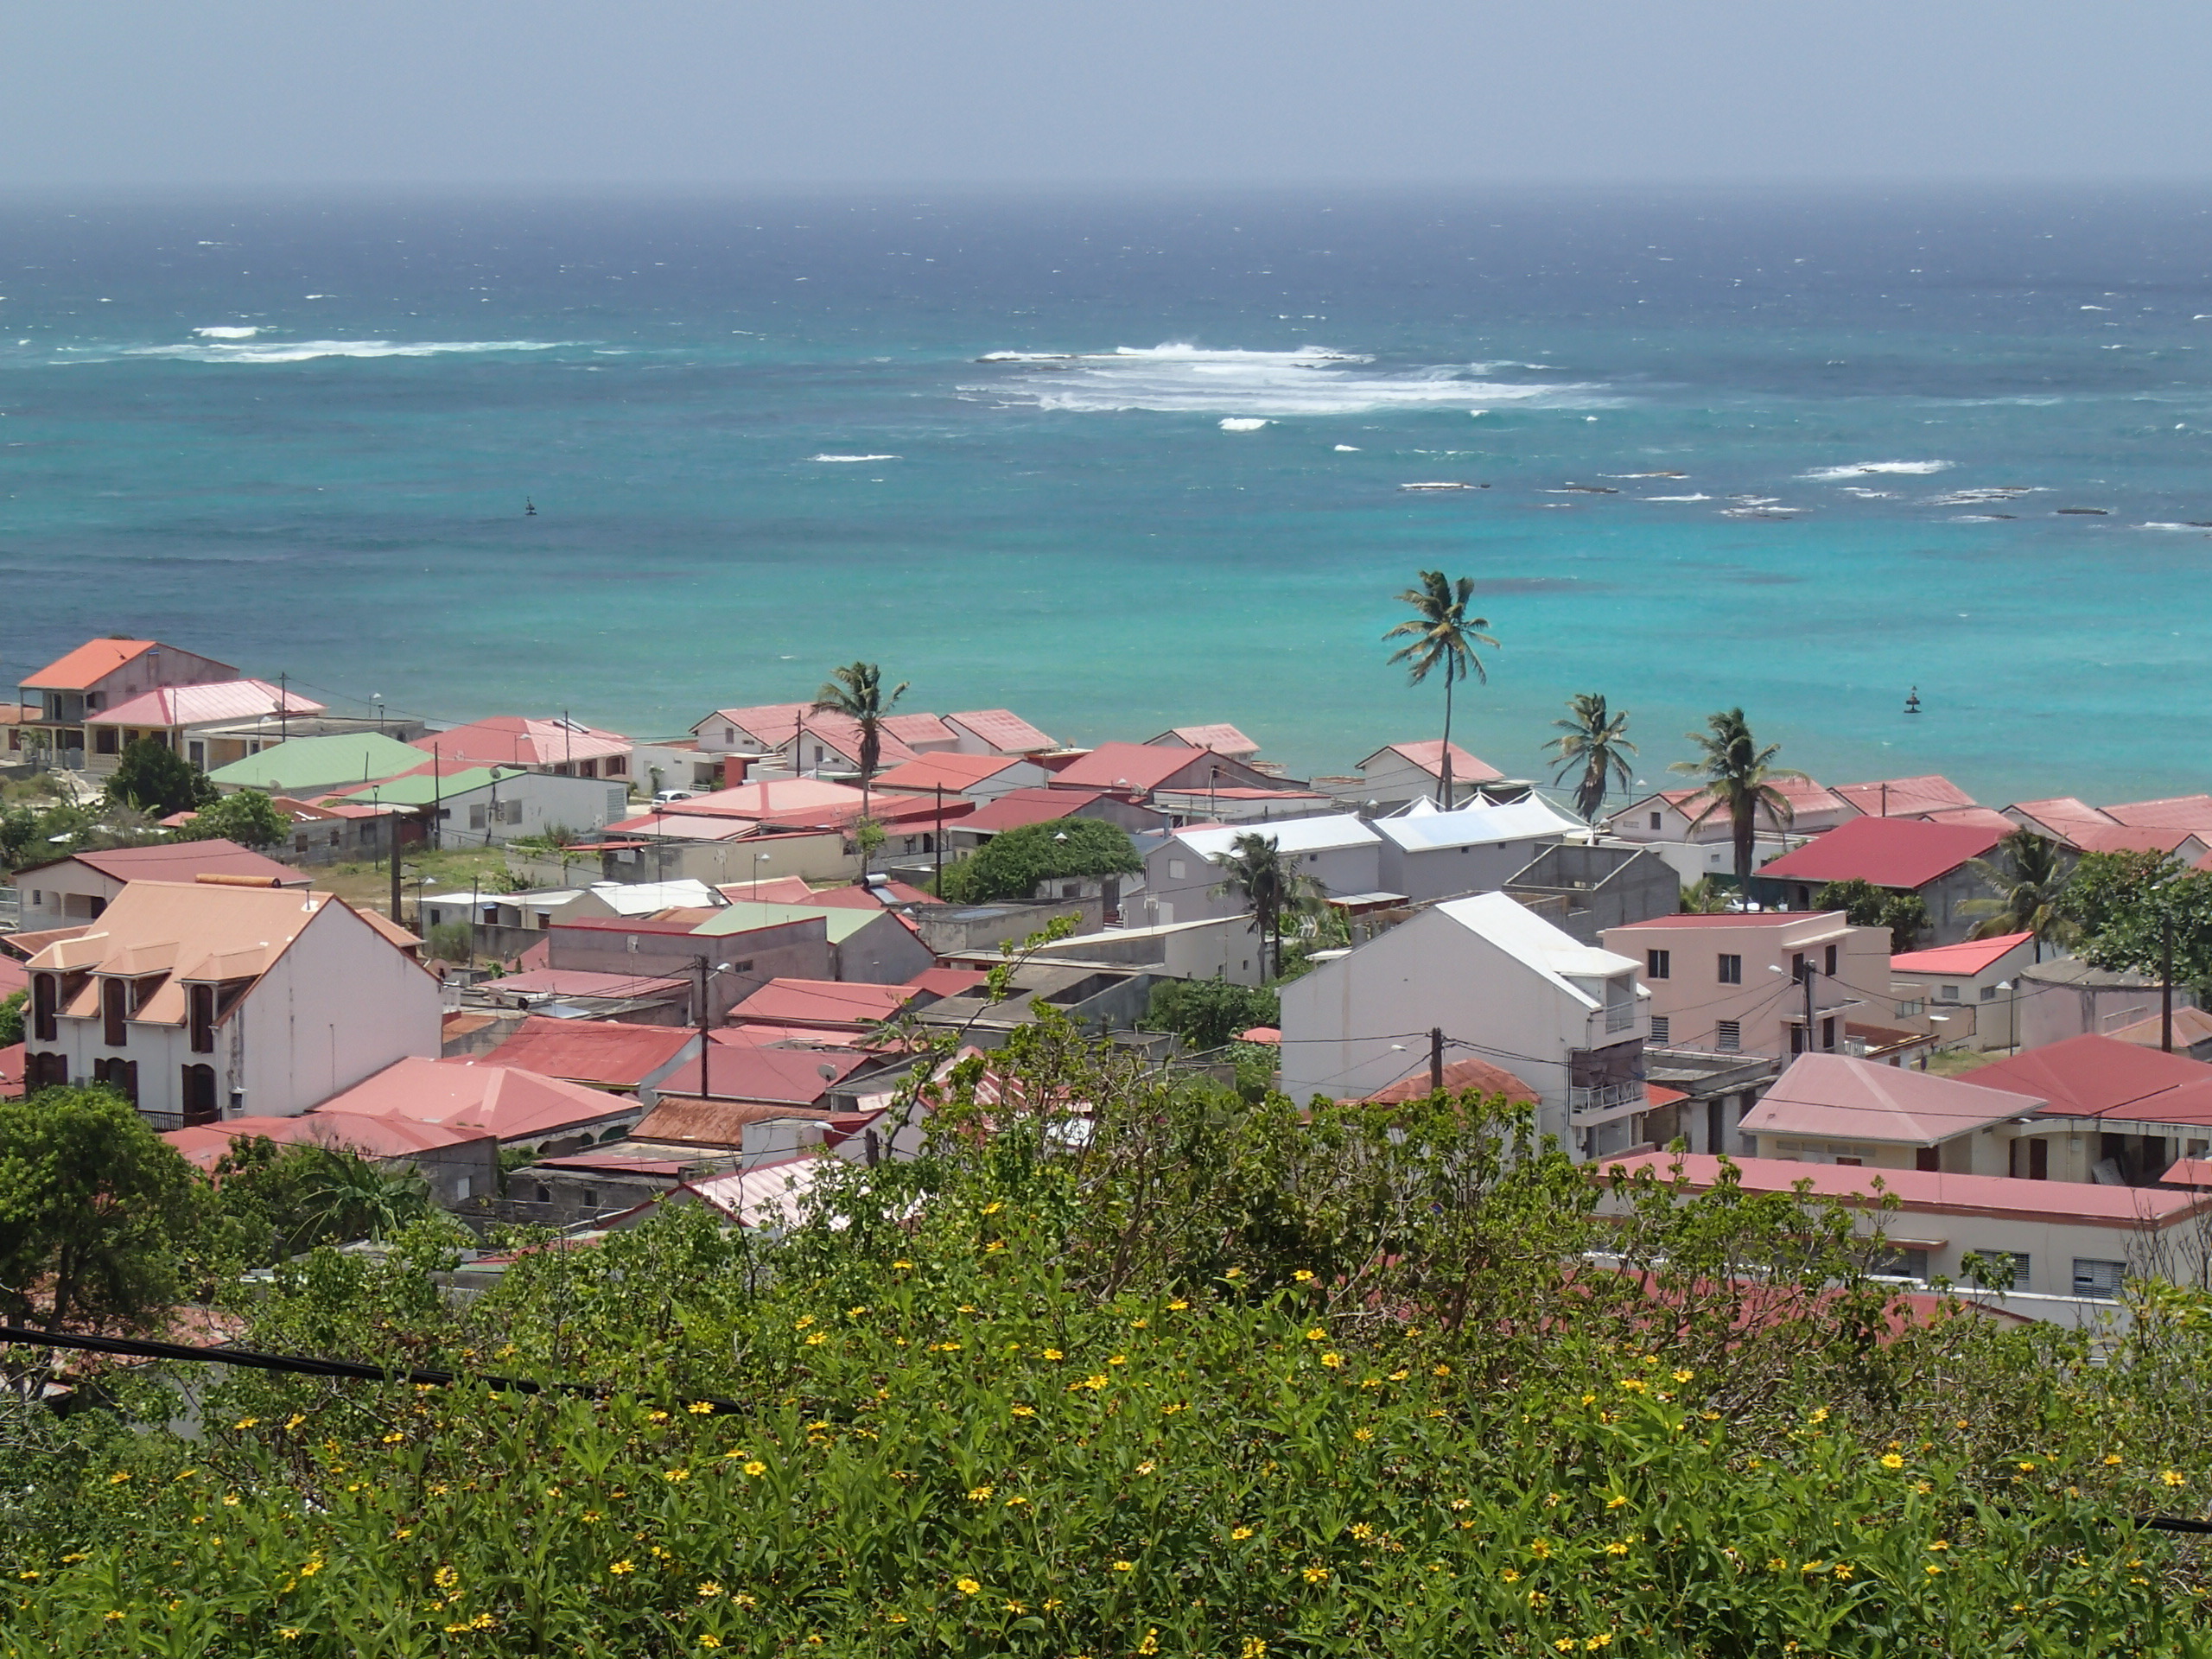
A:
880,712,957,748
715,876,817,905
0,1043,21,1099
1889,931,2035,977
2068,823,2205,856
39,839,306,887
166,1109,495,1170
1971,1033,2212,1122
480,1016,694,1088
1758,815,2005,890
652,1042,873,1104
1645,1083,1688,1109
2103,795,2212,834
1048,741,1219,793
959,786,1107,835
871,752,1030,793
1610,910,1847,931
1600,1150,2212,1227
1361,740,1504,784
2008,797,2114,835
945,709,1056,752
801,880,931,910
1357,1056,1538,1106
0,957,28,1000
412,715,629,768
906,966,990,998
1834,775,1977,816
728,977,918,1030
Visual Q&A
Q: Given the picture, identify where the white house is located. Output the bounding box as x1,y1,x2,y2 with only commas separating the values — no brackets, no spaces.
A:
1355,741,1507,809
1889,931,2042,1053
1136,816,1385,927
1373,796,1588,903
18,879,442,1126
319,766,629,846
10,840,308,931
1606,779,1859,887
1280,890,1649,1159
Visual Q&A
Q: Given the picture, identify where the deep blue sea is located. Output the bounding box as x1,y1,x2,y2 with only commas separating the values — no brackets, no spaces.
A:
5,188,2212,804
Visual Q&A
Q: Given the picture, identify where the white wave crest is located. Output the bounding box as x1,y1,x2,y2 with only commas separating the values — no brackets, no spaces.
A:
1333,444,1360,452
1642,493,1711,501
1219,417,1269,432
1801,461,1955,480
109,338,565,365
962,340,1612,417
811,453,901,463
193,326,260,339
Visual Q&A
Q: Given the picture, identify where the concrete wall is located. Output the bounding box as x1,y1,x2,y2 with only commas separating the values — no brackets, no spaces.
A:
1383,834,1567,906
1605,916,1887,1060
830,912,937,986
1504,845,1681,944
1137,836,1382,927
547,918,834,1020
237,904,446,1117
600,831,861,887
1008,915,1274,987
2017,972,2195,1051
433,774,630,846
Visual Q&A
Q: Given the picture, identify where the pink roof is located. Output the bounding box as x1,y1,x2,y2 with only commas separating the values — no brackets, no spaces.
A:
0,1043,21,1097
696,702,811,749
0,957,24,999
1917,807,2022,836
321,1054,643,1141
714,876,817,905
480,1016,694,1088
87,678,323,728
681,1154,833,1230
488,969,690,998
607,810,761,842
165,1109,495,1170
1611,910,1847,931
1601,1150,2212,1227
44,839,306,887
907,966,990,998
1758,815,2005,890
791,712,919,769
413,715,629,769
1740,1052,2041,1145
1890,931,2036,977
1362,740,1504,784
1152,723,1259,755
2109,1006,2212,1052
630,777,867,821
1049,741,1230,793
1360,1055,1538,1106
2067,823,2205,857
728,977,918,1030
946,709,1056,753
1971,1033,2212,1122
1834,775,1977,816
653,1043,874,1103
801,880,932,909
2008,797,2114,834
880,712,957,748
2164,1158,2212,1187
2103,795,2212,834
870,752,1029,793
958,786,1106,835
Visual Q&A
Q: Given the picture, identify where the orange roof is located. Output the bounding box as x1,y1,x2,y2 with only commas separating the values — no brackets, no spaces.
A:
1890,931,2035,977
1362,740,1504,784
728,977,918,1030
321,1055,645,1141
22,639,156,690
1358,1056,1538,1106
164,1109,493,1171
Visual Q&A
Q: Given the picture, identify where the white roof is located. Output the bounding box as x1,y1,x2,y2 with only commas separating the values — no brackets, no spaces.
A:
1374,797,1586,853
588,879,726,916
1170,815,1380,862
1432,891,1639,1007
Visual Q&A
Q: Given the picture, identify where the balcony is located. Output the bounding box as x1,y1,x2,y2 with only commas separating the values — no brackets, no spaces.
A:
1604,1002,1635,1034
1568,1080,1644,1124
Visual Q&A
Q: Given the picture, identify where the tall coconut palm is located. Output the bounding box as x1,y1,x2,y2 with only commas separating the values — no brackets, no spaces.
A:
1211,831,1316,979
1382,571,1498,808
1960,829,2077,961
1668,709,1807,891
1544,693,1638,823
812,660,910,842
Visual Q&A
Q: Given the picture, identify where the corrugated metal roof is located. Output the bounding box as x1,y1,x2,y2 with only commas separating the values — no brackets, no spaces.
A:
480,1016,694,1087
946,709,1056,752
31,839,306,887
871,752,1028,792
1972,1033,2212,1120
1372,797,1583,852
87,678,325,728
1358,1056,1537,1106
325,1055,644,1141
1890,932,2035,977
207,732,432,791
1758,816,2005,890
2103,795,2212,834
1171,816,1380,861
412,715,631,768
1833,775,1977,816
1741,1053,2035,1145
1357,740,1504,783
729,976,918,1028
647,1045,873,1106
959,787,1103,834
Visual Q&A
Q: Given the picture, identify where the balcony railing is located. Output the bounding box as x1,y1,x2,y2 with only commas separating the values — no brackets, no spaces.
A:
1604,1003,1635,1034
1568,1081,1643,1117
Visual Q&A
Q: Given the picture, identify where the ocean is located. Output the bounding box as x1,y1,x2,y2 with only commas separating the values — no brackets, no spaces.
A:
4,188,2212,806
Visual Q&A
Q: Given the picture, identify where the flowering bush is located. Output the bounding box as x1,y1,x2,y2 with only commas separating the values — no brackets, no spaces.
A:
3,1015,2209,1654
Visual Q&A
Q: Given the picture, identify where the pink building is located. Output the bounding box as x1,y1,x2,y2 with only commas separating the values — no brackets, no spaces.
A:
1602,910,1889,1058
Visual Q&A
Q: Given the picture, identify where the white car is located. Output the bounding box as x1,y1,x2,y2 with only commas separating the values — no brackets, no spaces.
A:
652,788,700,806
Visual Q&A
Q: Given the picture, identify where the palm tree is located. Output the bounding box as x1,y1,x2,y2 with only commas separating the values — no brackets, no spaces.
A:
1211,832,1314,979
1544,693,1637,823
1382,571,1498,808
1668,709,1807,892
1960,829,2077,961
812,660,910,849
285,1146,432,1251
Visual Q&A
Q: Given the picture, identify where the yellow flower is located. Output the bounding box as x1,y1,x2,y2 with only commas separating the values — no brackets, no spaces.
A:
2016,1461,2037,1473
298,1556,324,1579
982,1201,1004,1215
1011,1405,1037,1417
1241,1639,1268,1659
1353,1427,1374,1442
2106,1454,2125,1466
1320,1352,1344,1369
1349,1522,1376,1541
1135,1461,1155,1475
1501,1568,1522,1583
1555,1641,1577,1653
1433,1363,1452,1376
699,1638,722,1651
1004,1599,1027,1613
1224,1267,1244,1279
968,1485,995,1502
1605,1494,1629,1510
1800,1560,1824,1575
1107,1355,1126,1366
1929,1540,1948,1552
805,1332,828,1346
1294,1269,1315,1282
664,1468,690,1483
1834,1564,1854,1581
957,1577,982,1595
233,1418,258,1430
278,1631,302,1643
698,1582,724,1599
2165,1470,2188,1487
1925,1565,1942,1577
1672,1369,1694,1383
650,1409,671,1423
1167,1300,1189,1311
742,1461,766,1478
1617,1378,1646,1393
686,1400,715,1415
1605,1542,1629,1557
610,1560,635,1576
892,1258,913,1269
1005,1495,1029,1507
1042,1348,1065,1361
1808,1406,1830,1424
434,1566,460,1591
1231,1527,1255,1541
1112,1560,1136,1573
1880,1453,1904,1470
1306,1327,1326,1341
1586,1638,1613,1652
1530,1540,1553,1560
1138,1630,1160,1656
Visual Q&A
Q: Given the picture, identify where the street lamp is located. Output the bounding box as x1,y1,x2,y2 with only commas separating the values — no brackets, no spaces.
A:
695,960,737,1100
751,849,771,898
1996,979,2017,1054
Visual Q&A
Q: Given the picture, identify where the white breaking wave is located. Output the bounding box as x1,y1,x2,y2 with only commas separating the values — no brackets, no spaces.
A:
1643,493,1712,502
106,338,565,365
962,341,1612,417
1333,444,1360,451
1219,417,1269,431
1801,461,1955,480
811,453,901,462
193,326,260,339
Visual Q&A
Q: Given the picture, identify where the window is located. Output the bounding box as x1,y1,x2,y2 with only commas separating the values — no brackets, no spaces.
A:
1979,984,1997,1001
722,726,735,745
535,1185,552,1205
1895,998,1924,1018
1821,1016,1836,1052
1167,860,1186,880
2073,1259,2126,1300
188,741,206,768
1649,1016,1670,1045
2000,1253,2031,1292
94,728,119,756
189,983,216,1054
92,1057,139,1105
1824,943,1839,976
1939,983,1960,1001
1716,1020,1741,1052
605,756,626,777
454,1177,472,1200
32,973,57,1043
577,760,598,779
1916,1147,1941,1172
1874,1248,1930,1280
470,804,488,830
102,977,128,1048
1717,954,1742,985
180,1064,218,1127
1791,951,1807,982
503,798,524,825
1648,811,1662,830
1646,949,1671,981
582,1188,599,1208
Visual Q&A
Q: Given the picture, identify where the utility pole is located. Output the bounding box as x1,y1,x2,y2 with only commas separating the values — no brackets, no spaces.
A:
934,784,944,892
278,672,289,744
2164,912,2176,1054
431,742,442,851
1804,962,1820,1052
390,819,404,929
1429,1027,1445,1093
696,957,714,1101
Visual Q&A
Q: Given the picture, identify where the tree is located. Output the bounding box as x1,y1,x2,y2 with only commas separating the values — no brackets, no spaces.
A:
179,789,289,849
1543,692,1637,822
1815,878,1889,929
1211,831,1323,979
811,661,909,850
1669,708,1807,889
1959,830,2075,961
936,818,1142,905
0,989,22,1046
1382,570,1498,807
0,1085,210,1334
104,738,215,818
2060,852,2212,992
1878,893,1931,954
1141,978,1281,1052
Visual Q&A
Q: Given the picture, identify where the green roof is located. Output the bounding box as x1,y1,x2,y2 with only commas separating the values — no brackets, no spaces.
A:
694,900,878,944
207,733,432,792
325,766,509,808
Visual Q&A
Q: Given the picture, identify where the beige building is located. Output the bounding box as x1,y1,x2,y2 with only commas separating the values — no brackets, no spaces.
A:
1603,911,1890,1058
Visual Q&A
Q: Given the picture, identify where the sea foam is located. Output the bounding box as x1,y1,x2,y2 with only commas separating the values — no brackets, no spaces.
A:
193,326,260,339
1801,461,1955,480
963,341,1612,417
811,454,901,462
111,339,564,365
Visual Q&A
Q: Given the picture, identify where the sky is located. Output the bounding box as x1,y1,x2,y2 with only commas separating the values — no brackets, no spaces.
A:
6,2,2212,190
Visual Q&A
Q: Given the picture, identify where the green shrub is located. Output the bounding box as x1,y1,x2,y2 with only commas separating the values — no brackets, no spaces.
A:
937,818,1141,905
1143,977,1280,1052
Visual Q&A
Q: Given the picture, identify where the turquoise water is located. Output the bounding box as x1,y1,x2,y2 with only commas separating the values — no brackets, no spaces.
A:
5,188,2212,804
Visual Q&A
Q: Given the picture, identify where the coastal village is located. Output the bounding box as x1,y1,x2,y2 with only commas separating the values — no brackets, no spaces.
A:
7,626,2212,1327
